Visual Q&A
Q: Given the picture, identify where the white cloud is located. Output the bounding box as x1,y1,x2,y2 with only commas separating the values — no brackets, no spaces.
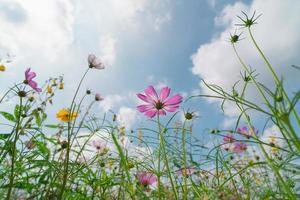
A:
0,0,74,62
154,12,172,31
117,106,138,129
191,0,300,127
0,0,172,81
99,35,117,66
99,94,124,112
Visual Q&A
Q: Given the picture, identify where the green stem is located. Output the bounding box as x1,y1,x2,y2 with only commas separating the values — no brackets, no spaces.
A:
157,123,162,199
157,115,178,199
58,68,90,199
181,119,188,200
248,27,300,129
235,94,296,199
111,129,135,199
233,44,300,152
6,97,22,200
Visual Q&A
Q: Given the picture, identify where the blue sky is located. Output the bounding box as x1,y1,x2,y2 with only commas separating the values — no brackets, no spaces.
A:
0,0,299,142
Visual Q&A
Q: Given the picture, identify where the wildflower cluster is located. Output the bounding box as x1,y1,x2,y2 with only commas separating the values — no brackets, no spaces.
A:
0,11,299,200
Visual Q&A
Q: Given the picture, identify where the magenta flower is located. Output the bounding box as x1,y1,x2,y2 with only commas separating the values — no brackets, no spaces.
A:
237,126,258,138
223,134,235,143
137,172,157,186
25,68,42,92
232,142,247,153
88,54,105,69
175,167,196,176
137,86,183,118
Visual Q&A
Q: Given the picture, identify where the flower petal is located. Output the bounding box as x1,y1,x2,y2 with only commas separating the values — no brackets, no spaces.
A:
29,80,41,92
25,68,31,76
88,54,96,64
145,85,158,102
160,87,170,102
163,105,179,112
145,109,157,118
158,109,166,116
137,93,152,103
164,94,183,105
137,104,154,112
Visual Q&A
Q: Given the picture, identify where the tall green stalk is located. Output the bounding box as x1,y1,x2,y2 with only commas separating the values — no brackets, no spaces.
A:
232,44,300,152
232,42,297,198
181,119,188,200
157,115,178,199
6,97,22,200
58,68,90,199
110,129,135,199
248,27,300,129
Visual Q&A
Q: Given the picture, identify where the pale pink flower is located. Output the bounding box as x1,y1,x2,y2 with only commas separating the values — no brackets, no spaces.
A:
222,140,247,153
92,139,105,153
223,134,235,143
221,143,234,151
137,85,183,118
232,142,247,153
95,93,104,101
237,126,258,138
25,68,42,92
137,172,157,186
88,54,105,69
175,167,196,176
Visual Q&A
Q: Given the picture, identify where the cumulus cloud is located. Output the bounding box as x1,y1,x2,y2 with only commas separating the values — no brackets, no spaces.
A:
0,0,74,62
0,0,174,120
99,35,117,66
191,0,300,127
99,94,125,112
0,0,172,87
117,106,138,129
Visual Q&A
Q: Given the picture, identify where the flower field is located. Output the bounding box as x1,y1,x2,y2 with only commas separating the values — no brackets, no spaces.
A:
0,9,299,200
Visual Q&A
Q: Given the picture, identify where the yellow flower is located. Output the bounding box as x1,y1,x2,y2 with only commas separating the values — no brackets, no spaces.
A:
59,82,64,90
56,109,78,122
271,147,279,155
119,126,125,136
52,79,57,86
0,64,6,72
47,86,53,94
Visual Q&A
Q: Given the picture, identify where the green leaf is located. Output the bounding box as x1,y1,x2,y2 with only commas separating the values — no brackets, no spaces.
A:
33,109,41,126
45,124,60,128
36,142,50,159
14,104,20,119
0,133,10,139
0,111,16,122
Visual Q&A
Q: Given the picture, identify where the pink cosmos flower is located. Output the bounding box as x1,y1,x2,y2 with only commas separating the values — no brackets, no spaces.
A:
237,126,258,138
223,134,235,143
222,142,247,153
88,54,105,69
92,139,105,153
175,167,197,176
232,142,247,153
25,68,42,92
137,172,157,186
221,143,234,152
137,85,183,118
95,93,104,101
